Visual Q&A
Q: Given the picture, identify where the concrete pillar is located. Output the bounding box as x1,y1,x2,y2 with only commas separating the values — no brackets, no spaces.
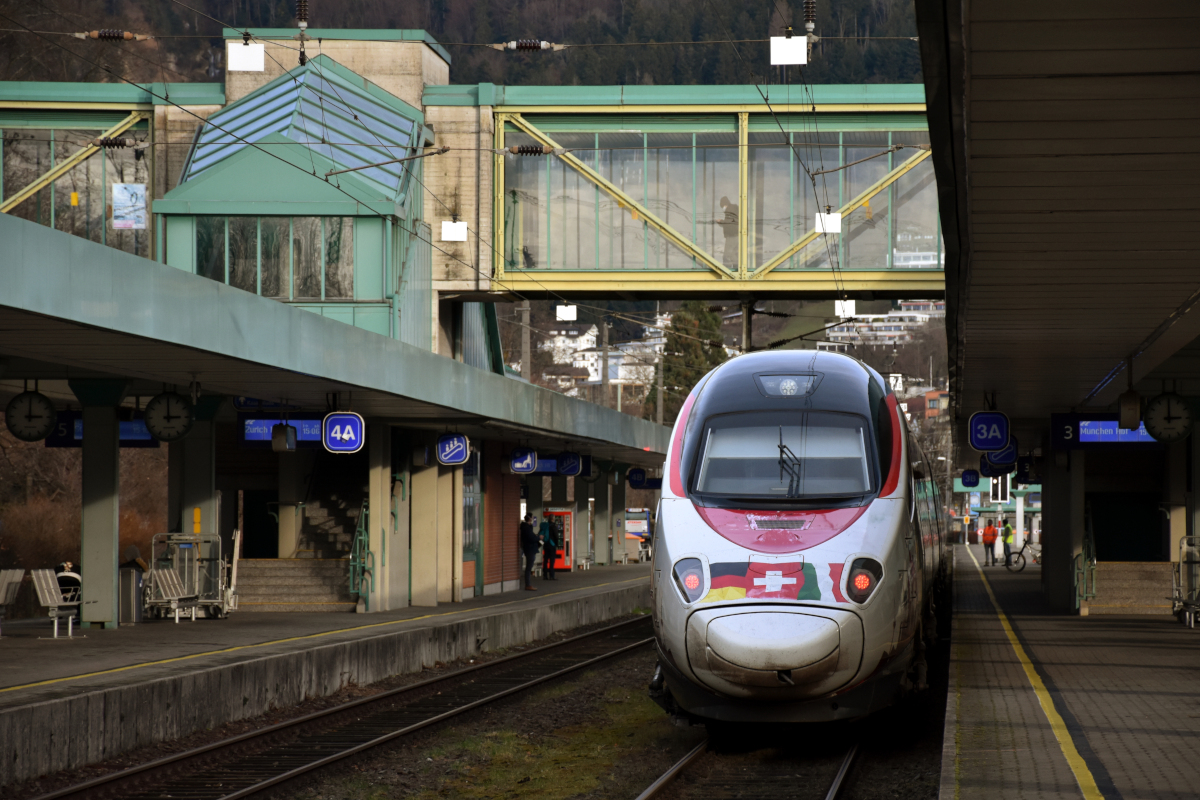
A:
367,423,391,610
69,379,127,629
390,457,411,610
1042,449,1086,613
409,454,439,607
81,406,120,627
437,466,454,602
452,465,464,602
612,476,627,563
1167,440,1187,563
277,449,308,558
1014,493,1026,550
593,477,611,565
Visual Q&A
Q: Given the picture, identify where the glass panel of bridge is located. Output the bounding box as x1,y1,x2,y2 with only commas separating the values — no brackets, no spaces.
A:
503,132,547,269
596,132,645,270
749,132,839,271
693,133,739,271
842,132,890,270
49,130,105,246
892,132,939,269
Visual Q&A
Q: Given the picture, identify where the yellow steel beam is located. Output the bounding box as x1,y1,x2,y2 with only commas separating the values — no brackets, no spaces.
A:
495,269,944,295
506,114,735,279
494,113,507,282
495,104,926,114
0,111,147,215
738,112,748,278
751,148,932,279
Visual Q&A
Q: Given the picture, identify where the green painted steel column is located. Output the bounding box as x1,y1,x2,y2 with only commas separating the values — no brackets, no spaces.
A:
837,131,845,270
69,379,127,629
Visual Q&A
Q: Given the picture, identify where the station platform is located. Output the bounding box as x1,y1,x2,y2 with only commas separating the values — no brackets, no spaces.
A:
0,563,651,789
940,545,1199,800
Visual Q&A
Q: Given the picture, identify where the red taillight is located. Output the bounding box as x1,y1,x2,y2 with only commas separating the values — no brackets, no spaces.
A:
672,558,706,603
847,558,883,603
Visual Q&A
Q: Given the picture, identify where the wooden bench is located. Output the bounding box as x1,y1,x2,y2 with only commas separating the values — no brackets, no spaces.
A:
0,569,24,638
31,569,82,638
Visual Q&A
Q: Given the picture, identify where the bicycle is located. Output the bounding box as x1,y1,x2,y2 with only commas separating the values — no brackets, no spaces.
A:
1006,540,1041,572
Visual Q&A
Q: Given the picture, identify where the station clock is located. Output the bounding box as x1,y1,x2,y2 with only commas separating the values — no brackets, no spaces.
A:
4,391,57,442
143,391,195,442
1143,392,1193,443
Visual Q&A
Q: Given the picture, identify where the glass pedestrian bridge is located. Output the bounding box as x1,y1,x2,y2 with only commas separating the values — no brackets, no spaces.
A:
429,84,943,297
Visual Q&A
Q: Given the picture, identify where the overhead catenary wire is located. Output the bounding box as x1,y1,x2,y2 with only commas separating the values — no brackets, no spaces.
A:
8,8,855,375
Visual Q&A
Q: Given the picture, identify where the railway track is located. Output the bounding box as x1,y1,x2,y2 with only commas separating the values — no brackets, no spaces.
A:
32,616,653,800
635,737,859,800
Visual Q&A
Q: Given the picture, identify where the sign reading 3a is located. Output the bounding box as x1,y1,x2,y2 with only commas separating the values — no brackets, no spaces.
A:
968,411,1010,452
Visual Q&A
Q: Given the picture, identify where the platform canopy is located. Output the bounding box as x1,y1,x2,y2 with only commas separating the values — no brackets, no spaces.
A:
916,0,1200,438
0,214,668,466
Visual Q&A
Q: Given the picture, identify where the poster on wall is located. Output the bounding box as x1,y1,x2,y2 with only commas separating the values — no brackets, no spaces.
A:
112,183,147,229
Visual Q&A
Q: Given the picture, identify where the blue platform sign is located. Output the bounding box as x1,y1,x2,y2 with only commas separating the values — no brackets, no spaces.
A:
436,433,471,465
961,469,980,488
627,467,647,489
980,454,1015,477
968,411,1010,452
985,436,1018,466
509,447,537,474
322,411,365,454
557,451,582,476
1016,456,1037,485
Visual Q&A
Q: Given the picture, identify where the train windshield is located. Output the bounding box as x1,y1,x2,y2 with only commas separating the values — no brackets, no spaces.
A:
693,411,874,500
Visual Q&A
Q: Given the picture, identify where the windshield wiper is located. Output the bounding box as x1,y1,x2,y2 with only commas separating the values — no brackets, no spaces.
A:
777,426,803,499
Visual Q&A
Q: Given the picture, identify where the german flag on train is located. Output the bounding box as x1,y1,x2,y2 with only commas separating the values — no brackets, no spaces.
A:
700,561,820,603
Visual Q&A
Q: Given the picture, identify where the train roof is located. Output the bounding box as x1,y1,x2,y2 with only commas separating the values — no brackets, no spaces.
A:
690,350,888,422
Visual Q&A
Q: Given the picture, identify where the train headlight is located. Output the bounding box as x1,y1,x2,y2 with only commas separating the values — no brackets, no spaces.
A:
672,558,706,603
847,557,883,604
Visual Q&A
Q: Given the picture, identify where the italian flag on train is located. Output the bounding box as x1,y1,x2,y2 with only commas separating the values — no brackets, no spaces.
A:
702,561,820,603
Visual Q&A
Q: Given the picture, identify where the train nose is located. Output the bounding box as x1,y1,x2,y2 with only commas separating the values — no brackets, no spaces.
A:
686,608,863,699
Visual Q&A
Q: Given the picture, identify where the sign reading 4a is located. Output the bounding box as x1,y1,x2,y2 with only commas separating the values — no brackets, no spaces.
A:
323,411,365,453
968,411,1010,452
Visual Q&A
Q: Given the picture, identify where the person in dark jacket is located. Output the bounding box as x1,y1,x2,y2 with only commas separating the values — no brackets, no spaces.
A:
519,514,540,590
542,519,558,580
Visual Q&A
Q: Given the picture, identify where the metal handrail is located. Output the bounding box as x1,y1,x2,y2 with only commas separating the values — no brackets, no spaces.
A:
349,499,374,611
1074,511,1098,610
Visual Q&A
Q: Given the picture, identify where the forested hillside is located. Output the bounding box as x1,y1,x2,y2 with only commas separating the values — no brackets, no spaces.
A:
0,0,920,85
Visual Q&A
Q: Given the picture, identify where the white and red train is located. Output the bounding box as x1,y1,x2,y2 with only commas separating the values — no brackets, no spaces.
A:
649,350,948,723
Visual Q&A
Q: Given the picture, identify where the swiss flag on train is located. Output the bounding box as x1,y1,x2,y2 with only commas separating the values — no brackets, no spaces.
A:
708,561,820,601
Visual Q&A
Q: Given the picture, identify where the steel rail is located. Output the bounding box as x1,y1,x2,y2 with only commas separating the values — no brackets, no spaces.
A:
31,616,652,800
633,738,709,800
634,738,859,800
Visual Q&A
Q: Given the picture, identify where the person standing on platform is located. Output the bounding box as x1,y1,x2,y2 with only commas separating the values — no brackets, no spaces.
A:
542,518,558,581
981,519,998,566
520,514,540,591
1001,518,1015,567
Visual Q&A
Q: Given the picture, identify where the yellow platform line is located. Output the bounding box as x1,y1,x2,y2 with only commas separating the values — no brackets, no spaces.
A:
964,547,1103,800
0,576,649,695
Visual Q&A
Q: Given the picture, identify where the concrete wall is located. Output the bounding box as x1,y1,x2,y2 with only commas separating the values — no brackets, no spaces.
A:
152,104,224,198
225,40,448,109
0,583,649,788
424,105,495,292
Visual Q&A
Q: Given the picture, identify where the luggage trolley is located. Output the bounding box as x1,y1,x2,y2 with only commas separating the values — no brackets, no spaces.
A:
1171,536,1200,628
144,530,240,622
